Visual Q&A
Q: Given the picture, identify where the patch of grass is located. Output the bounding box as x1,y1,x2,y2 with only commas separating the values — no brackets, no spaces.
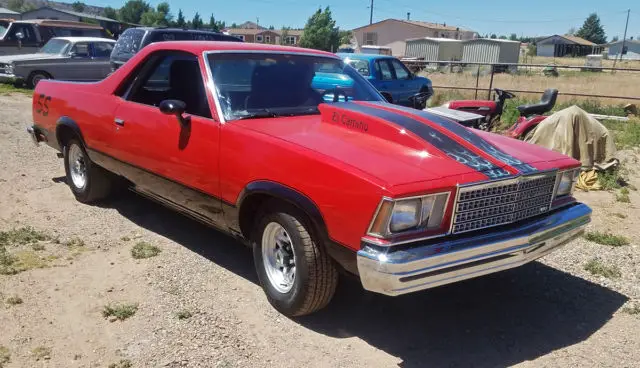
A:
0,246,18,275
131,242,161,259
613,212,627,219
63,237,85,248
31,346,51,361
102,303,138,321
0,346,10,367
598,169,625,190
120,236,131,242
623,304,640,315
108,360,133,368
602,119,640,148
176,309,193,320
0,84,32,96
584,258,622,279
616,187,631,203
584,231,630,247
0,227,50,246
30,243,46,251
6,296,23,305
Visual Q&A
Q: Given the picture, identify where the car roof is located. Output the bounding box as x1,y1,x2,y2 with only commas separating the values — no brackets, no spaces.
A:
336,53,395,61
129,27,229,35
142,41,338,58
52,37,115,43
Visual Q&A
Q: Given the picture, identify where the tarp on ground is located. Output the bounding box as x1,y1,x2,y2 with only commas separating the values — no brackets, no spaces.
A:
524,105,617,170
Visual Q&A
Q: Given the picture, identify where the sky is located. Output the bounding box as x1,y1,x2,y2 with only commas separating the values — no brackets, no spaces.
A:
90,0,639,40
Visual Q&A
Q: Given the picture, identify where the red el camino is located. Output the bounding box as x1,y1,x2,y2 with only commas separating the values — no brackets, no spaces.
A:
28,41,591,316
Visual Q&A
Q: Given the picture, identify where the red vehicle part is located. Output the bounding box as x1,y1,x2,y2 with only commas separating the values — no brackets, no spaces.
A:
506,115,549,138
446,100,498,117
28,41,590,316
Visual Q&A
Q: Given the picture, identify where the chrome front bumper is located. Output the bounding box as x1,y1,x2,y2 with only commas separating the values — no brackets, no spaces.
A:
357,203,591,296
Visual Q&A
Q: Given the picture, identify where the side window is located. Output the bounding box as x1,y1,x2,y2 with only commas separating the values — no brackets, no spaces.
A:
127,53,212,118
70,42,90,57
390,59,410,80
376,60,393,80
92,42,114,58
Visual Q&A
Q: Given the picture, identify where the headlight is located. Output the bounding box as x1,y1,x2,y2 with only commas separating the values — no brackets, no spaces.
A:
3,63,13,74
368,192,450,238
555,168,580,197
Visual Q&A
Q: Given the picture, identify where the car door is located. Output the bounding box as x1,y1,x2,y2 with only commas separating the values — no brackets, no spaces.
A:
89,42,114,80
389,58,415,105
372,58,396,98
0,24,39,55
110,51,225,226
50,42,94,81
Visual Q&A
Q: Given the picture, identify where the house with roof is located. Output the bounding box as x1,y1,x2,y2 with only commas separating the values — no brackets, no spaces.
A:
351,18,477,56
536,35,604,57
20,6,126,35
224,26,304,45
0,7,20,19
607,38,640,60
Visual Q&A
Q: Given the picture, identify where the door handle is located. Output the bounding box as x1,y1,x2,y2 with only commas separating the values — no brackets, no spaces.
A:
114,118,124,126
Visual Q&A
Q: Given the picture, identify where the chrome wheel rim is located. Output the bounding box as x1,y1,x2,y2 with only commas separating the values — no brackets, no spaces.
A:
32,74,47,86
262,222,296,293
68,144,87,190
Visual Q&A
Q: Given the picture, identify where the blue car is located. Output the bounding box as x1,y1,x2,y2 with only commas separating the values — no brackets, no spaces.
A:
337,53,433,108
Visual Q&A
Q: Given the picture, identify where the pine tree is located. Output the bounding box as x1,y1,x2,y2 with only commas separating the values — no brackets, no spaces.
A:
575,13,607,44
192,13,203,30
175,9,186,28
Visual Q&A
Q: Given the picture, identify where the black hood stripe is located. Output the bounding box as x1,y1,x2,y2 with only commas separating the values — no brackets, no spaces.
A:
337,103,512,179
372,103,538,174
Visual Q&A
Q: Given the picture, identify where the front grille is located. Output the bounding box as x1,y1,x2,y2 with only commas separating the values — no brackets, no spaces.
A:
452,172,557,234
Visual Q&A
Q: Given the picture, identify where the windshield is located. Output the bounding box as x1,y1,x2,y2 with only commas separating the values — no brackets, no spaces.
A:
40,39,71,54
207,53,383,121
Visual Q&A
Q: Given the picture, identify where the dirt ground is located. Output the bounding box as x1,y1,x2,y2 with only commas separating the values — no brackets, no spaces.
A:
0,93,639,368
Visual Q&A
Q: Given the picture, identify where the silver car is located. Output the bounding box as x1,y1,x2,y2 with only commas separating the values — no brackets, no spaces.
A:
0,36,115,87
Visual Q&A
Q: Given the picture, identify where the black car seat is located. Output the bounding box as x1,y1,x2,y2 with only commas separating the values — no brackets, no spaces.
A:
169,59,211,118
517,88,558,117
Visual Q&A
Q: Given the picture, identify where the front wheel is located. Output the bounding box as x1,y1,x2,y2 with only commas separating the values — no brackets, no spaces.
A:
27,71,51,88
253,207,338,317
63,139,114,203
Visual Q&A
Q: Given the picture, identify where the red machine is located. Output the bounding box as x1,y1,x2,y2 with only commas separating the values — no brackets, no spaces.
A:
444,88,558,137
27,41,589,317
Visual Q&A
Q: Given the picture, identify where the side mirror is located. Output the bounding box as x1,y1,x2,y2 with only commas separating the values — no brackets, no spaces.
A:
381,92,393,103
159,99,189,126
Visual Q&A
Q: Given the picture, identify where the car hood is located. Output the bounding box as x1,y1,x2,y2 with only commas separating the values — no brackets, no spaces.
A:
0,53,65,63
235,101,575,190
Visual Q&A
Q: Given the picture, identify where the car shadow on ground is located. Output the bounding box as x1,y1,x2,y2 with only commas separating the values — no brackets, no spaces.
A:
106,191,627,368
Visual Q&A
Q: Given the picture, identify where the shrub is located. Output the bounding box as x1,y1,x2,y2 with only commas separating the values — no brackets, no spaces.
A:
131,242,161,259
102,303,139,321
584,259,622,278
584,231,630,247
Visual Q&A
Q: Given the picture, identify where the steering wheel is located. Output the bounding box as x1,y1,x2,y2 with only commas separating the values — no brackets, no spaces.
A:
322,87,349,103
358,68,369,75
494,88,516,99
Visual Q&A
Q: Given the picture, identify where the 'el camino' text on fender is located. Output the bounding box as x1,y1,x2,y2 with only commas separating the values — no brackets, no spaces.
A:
28,41,591,317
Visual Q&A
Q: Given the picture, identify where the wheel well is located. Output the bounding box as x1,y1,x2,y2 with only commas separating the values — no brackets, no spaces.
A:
56,124,80,150
29,70,53,79
238,193,325,243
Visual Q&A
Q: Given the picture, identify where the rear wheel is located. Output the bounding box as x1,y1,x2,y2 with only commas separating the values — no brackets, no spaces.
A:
27,71,51,88
253,205,338,317
63,139,114,203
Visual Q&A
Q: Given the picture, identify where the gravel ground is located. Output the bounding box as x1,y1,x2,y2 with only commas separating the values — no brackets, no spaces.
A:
0,93,639,368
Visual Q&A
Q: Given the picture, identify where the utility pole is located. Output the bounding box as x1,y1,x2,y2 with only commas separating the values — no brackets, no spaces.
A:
369,0,374,24
613,9,630,71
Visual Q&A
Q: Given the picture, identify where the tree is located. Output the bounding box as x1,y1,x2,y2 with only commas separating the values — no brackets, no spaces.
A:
118,0,151,24
6,0,24,12
509,33,518,41
490,34,497,39
576,13,607,44
610,36,619,42
231,22,238,28
498,35,507,39
207,15,225,31
280,27,290,45
567,27,577,36
192,13,203,29
72,2,86,12
269,25,275,30
139,2,172,27
339,30,352,45
299,7,340,52
103,6,118,20
175,9,186,28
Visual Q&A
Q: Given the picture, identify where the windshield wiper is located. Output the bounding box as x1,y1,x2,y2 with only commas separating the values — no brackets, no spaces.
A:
233,109,279,120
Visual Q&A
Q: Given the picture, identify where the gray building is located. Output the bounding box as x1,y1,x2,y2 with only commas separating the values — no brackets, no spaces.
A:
0,7,20,19
607,39,640,60
462,38,520,64
404,37,463,61
536,35,603,57
20,6,122,35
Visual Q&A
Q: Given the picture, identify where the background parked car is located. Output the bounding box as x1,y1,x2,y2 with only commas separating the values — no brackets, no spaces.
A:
0,36,115,87
0,20,107,56
110,27,242,71
338,53,433,108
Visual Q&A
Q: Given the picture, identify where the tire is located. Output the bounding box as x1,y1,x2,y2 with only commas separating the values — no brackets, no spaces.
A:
253,205,338,317
63,138,113,203
27,71,51,89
